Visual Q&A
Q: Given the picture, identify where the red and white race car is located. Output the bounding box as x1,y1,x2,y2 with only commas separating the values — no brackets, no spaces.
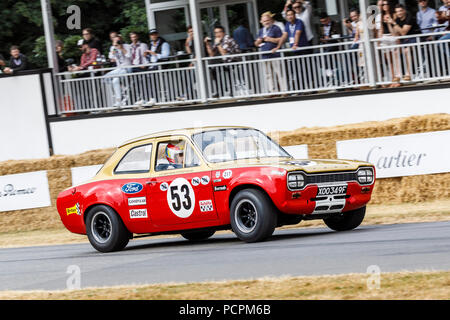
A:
57,126,376,252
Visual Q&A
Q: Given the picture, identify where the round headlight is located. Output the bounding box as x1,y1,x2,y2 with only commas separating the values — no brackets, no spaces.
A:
357,168,374,184
288,173,305,189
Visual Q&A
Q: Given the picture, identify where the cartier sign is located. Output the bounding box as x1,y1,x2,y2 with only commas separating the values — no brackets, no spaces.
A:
336,131,450,178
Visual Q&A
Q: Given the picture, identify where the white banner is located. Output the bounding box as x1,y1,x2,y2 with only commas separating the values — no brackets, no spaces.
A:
71,165,103,186
336,130,450,178
0,171,51,212
283,144,309,159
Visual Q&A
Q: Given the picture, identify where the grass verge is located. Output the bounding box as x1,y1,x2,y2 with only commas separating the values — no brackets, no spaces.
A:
0,270,448,300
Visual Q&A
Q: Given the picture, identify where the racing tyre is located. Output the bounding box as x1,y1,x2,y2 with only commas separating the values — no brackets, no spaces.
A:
323,206,366,231
86,205,130,252
181,230,215,241
230,189,277,243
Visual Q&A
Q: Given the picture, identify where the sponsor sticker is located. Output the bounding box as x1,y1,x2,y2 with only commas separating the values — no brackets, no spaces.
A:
222,170,232,179
191,177,201,186
129,209,148,219
214,185,227,192
128,197,147,206
199,200,214,212
66,203,81,216
201,175,210,185
160,182,169,192
215,171,221,178
121,182,143,194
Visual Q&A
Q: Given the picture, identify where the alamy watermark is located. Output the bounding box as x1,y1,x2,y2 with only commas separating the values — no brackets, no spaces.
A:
366,265,381,290
66,5,81,30
66,264,81,290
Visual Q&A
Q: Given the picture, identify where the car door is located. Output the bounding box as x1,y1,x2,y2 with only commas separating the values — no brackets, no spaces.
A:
145,136,218,227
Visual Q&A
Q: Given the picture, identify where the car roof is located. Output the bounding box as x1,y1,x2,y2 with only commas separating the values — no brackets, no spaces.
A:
119,126,253,148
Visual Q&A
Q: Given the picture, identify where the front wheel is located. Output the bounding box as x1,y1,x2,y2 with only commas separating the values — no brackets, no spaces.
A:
230,189,277,243
85,205,130,252
181,230,215,241
323,206,366,231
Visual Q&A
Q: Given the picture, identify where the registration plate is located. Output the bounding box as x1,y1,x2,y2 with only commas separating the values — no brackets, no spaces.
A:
317,185,347,196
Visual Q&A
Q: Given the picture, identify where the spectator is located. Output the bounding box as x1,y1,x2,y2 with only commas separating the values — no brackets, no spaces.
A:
105,35,132,108
107,31,119,65
55,40,67,72
387,4,420,82
282,1,314,45
3,46,29,75
68,41,99,72
255,12,286,94
233,20,255,53
185,25,195,55
436,0,450,32
0,54,6,72
82,28,102,54
343,8,361,38
144,29,171,69
436,0,450,61
205,25,240,61
129,32,149,71
378,1,401,87
319,13,342,52
417,0,437,37
282,9,308,52
204,25,241,97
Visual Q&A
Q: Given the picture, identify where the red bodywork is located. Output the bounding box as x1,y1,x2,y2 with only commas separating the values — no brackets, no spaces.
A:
56,166,375,236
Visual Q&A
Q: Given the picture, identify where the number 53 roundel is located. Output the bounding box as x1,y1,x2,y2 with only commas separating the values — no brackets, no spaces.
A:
167,178,195,218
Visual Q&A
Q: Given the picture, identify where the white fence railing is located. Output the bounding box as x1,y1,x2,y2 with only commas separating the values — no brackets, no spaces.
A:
55,58,200,113
54,32,450,115
373,31,450,85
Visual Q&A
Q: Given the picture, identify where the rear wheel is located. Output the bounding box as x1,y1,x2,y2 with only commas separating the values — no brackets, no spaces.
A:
230,189,277,243
86,205,130,252
181,230,215,241
323,206,366,231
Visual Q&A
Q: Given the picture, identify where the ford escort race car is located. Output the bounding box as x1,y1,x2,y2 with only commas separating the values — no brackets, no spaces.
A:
57,126,376,252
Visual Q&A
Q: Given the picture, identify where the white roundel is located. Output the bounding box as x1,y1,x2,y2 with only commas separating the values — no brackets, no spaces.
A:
167,178,195,218
191,177,200,186
223,170,232,179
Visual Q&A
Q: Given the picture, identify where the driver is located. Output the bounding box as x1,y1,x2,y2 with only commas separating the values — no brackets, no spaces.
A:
165,143,184,169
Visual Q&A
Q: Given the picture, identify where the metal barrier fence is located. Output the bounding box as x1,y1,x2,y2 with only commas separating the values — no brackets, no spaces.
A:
373,31,450,85
204,41,367,100
54,32,450,114
55,58,200,114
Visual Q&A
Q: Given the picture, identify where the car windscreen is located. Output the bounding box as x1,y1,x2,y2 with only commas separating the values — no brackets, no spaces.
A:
192,128,291,163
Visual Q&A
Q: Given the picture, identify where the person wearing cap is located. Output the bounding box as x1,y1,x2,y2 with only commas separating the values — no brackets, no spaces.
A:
144,29,171,69
255,12,287,94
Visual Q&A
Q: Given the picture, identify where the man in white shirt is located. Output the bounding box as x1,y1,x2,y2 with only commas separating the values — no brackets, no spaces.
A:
106,35,132,108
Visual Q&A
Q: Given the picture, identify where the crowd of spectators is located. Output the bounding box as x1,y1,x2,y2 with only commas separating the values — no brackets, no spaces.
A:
3,0,448,107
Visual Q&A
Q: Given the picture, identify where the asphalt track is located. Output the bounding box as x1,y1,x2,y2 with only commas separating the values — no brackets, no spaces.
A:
0,221,449,291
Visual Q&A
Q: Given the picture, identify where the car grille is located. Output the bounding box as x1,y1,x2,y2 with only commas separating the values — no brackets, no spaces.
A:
305,172,357,185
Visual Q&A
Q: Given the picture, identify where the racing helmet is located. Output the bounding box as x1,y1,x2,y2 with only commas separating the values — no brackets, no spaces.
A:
165,143,184,164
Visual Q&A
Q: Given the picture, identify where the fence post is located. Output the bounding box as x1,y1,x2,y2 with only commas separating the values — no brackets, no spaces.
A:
189,0,208,103
359,0,377,87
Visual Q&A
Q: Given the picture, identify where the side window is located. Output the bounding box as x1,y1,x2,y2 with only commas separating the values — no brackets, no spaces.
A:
185,143,201,168
155,139,201,171
115,144,152,174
